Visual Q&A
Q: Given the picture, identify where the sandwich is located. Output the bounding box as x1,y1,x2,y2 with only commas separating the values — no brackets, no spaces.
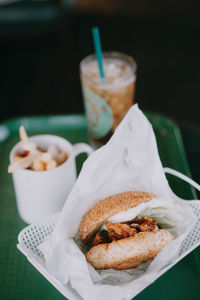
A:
78,191,174,270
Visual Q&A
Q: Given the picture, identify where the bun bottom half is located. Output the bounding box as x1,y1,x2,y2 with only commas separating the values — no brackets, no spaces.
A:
86,229,174,270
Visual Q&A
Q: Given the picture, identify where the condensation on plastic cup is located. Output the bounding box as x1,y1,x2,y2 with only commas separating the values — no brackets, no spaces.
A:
80,52,137,149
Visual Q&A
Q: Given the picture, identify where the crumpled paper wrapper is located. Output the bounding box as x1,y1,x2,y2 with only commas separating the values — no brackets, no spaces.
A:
39,104,196,300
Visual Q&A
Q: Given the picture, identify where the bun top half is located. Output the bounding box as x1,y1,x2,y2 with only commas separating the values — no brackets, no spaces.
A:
79,191,156,243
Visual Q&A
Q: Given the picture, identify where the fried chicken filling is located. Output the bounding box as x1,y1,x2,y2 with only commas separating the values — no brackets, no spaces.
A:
92,216,158,246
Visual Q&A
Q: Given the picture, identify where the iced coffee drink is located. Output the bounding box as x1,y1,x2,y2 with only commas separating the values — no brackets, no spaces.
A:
80,52,137,148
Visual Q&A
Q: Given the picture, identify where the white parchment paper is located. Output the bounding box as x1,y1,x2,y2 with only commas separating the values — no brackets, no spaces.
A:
39,104,196,300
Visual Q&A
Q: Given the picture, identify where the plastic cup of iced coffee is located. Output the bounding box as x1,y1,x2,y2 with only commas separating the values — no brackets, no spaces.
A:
80,52,137,148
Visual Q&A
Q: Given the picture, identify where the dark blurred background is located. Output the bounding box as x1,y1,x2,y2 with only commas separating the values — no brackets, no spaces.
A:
0,0,200,129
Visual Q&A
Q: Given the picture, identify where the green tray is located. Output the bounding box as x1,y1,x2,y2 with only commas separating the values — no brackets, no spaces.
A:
0,113,199,300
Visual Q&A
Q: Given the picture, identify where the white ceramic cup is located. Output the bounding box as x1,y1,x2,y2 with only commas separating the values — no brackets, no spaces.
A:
10,135,93,224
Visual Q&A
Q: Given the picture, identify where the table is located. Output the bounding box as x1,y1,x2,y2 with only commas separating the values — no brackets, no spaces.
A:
0,113,200,300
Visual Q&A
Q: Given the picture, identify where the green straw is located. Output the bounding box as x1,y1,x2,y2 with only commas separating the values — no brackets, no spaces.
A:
92,27,105,80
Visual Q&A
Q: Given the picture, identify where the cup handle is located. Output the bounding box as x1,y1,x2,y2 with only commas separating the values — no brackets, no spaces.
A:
73,143,93,158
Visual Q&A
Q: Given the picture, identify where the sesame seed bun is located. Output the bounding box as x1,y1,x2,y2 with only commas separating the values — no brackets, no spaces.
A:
86,229,174,270
79,191,156,243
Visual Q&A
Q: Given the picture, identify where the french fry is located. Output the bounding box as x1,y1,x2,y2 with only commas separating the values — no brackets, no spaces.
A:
19,126,28,142
14,154,24,162
46,160,57,170
32,159,46,171
47,144,60,160
39,152,52,164
57,151,68,165
8,153,37,173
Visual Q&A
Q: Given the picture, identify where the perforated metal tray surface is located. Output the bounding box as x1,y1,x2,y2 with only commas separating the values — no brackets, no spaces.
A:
0,113,199,300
